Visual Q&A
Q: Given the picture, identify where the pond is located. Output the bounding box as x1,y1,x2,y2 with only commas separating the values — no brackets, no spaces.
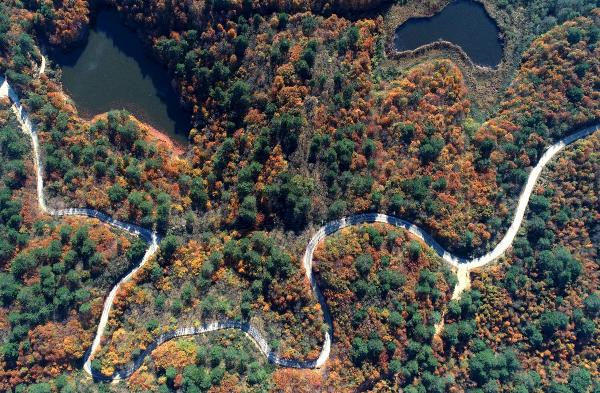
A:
394,0,503,67
52,10,190,144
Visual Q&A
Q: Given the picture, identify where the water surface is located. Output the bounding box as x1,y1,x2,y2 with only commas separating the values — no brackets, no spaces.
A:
52,10,190,143
394,0,503,67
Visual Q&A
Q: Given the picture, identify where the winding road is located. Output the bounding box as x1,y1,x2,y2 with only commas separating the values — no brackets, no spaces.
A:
1,62,598,380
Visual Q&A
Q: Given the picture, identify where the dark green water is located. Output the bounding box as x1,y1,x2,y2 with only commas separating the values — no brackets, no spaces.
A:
52,10,190,144
394,0,503,67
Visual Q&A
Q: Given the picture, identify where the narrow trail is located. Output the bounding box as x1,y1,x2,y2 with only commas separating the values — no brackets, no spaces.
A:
2,62,598,381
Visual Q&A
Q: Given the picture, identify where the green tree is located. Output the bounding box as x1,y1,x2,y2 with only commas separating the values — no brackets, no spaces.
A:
583,292,600,317
182,364,211,391
156,192,171,233
266,173,314,230
388,193,406,216
574,314,595,342
108,185,126,205
165,366,177,385
295,59,311,79
539,311,569,337
233,35,249,58
327,199,346,220
389,359,402,375
228,80,251,123
416,269,440,301
127,238,148,263
419,137,445,163
539,247,581,290
246,362,268,385
213,138,236,173
568,367,591,393
190,177,208,210
367,335,384,362
27,383,52,393
10,252,36,278
389,311,404,328
567,27,582,43
270,113,304,154
1,342,19,368
443,323,459,347
468,346,517,386
379,268,405,292
354,254,373,276
524,323,543,348
547,383,574,393
409,241,421,260
181,283,194,306
350,337,369,365
277,13,289,29
347,26,360,48
171,299,183,315
160,235,179,262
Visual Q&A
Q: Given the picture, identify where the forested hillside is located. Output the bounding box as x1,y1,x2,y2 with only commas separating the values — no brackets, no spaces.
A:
0,104,146,388
0,0,598,392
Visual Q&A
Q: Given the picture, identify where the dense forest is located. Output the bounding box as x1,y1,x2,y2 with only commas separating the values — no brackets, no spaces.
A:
312,224,457,390
0,103,146,388
0,0,598,392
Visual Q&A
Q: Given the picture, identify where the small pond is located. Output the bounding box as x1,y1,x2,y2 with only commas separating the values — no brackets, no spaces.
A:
394,0,503,67
52,10,190,144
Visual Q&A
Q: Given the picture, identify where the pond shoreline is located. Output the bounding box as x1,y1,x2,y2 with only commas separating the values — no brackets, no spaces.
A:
51,9,191,146
392,39,497,73
392,0,503,68
88,112,186,156
382,0,530,117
